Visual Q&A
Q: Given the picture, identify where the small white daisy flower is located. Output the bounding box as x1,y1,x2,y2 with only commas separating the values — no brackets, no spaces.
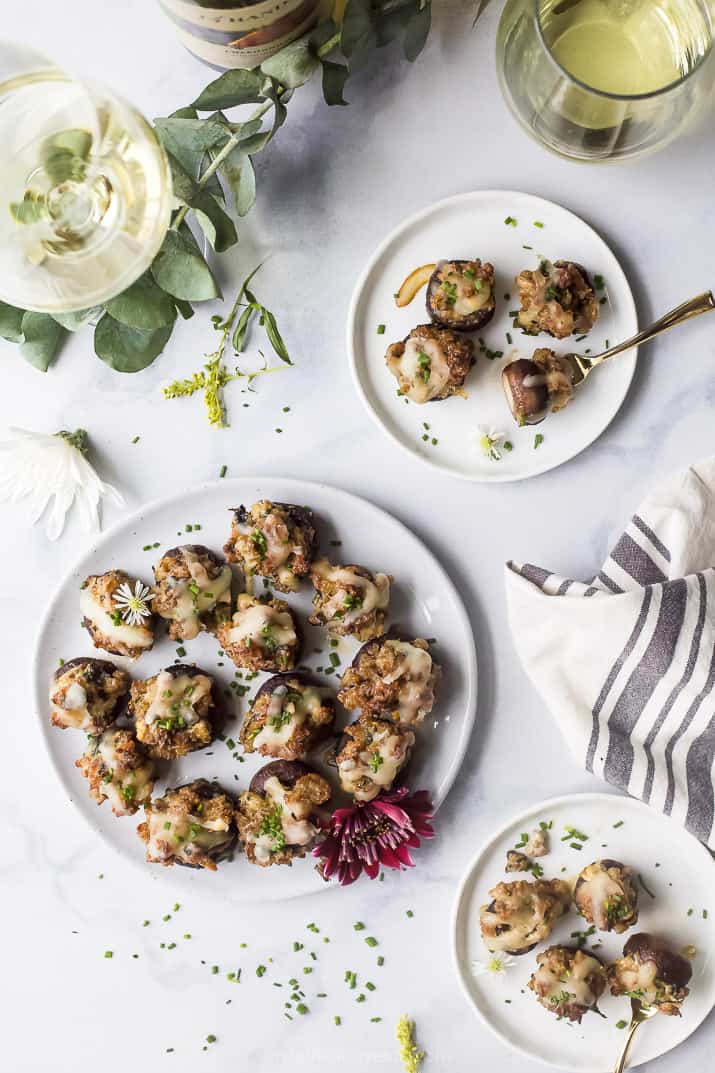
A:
0,427,124,541
478,426,507,462
113,580,152,626
471,954,516,979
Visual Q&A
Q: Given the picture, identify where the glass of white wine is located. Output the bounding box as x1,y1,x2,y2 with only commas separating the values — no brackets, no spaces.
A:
496,0,715,163
0,43,173,314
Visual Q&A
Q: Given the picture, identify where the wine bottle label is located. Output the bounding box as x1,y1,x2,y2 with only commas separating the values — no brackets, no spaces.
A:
160,0,320,67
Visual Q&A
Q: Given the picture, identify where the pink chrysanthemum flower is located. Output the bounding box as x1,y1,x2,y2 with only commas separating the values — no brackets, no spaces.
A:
313,788,434,886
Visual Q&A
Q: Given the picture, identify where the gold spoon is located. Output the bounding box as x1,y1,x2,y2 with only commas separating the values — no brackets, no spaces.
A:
561,290,715,387
612,997,659,1073
502,290,715,425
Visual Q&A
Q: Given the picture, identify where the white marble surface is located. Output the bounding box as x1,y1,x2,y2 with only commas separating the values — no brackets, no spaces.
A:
2,2,715,1071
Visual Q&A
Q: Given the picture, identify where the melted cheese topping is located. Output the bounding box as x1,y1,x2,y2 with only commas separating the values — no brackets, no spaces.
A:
387,335,452,403
146,807,229,862
615,957,659,1002
248,776,318,863
382,641,434,724
226,603,297,649
535,952,602,1009
164,553,232,640
50,676,92,729
338,723,411,801
437,265,492,316
582,867,627,930
253,684,323,750
96,732,154,816
80,588,154,650
143,670,212,726
313,561,390,626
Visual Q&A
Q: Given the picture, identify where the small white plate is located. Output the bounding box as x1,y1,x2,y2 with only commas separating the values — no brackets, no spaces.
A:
452,792,715,1070
348,190,638,482
33,478,478,900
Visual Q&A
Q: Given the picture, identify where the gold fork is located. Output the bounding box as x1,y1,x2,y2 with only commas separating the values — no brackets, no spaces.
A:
612,997,659,1073
561,290,715,388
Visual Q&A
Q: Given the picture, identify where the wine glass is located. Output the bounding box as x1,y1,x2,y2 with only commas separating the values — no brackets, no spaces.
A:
0,43,173,313
496,0,715,163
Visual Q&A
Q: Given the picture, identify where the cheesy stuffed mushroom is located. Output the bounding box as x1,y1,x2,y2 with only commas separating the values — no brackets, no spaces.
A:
224,500,317,593
608,933,692,1015
426,258,495,331
50,657,129,732
529,946,607,1023
216,593,301,673
129,664,220,760
80,570,155,658
574,859,639,933
335,718,414,802
338,635,439,725
76,728,156,816
138,779,237,870
480,878,572,956
152,545,232,641
236,760,331,867
309,559,390,641
385,323,475,404
240,674,335,760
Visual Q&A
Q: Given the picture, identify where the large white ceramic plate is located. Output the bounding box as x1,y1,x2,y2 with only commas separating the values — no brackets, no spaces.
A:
33,478,478,900
452,793,715,1070
348,190,638,482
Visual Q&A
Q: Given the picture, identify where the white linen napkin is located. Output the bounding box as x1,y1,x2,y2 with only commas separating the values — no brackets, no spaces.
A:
506,457,715,849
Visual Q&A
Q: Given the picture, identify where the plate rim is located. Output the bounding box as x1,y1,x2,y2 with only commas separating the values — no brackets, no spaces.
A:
450,790,715,1070
347,188,638,484
32,475,479,897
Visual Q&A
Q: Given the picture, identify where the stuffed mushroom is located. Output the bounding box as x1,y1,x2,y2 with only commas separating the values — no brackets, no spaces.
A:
385,323,475,403
151,545,232,642
426,259,495,331
50,657,129,732
80,570,155,658
236,760,331,867
309,559,390,641
216,593,301,673
338,636,439,725
335,718,415,802
224,500,317,593
515,259,599,339
240,674,334,760
502,349,575,426
480,878,572,955
129,665,220,760
529,946,607,1022
608,934,692,1015
574,859,639,934
76,727,156,816
137,779,237,871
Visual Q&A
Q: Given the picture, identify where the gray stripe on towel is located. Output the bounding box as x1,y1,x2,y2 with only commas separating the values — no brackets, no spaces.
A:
598,571,624,594
685,710,715,842
610,532,668,586
604,579,688,791
518,564,552,589
642,574,707,802
664,629,715,817
586,588,653,772
633,514,671,563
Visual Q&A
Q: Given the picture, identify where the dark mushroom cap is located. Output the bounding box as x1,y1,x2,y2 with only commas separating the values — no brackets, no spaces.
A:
622,933,693,988
502,358,549,426
252,672,326,704
554,259,594,288
54,656,121,681
160,544,224,566
249,759,313,796
156,663,215,683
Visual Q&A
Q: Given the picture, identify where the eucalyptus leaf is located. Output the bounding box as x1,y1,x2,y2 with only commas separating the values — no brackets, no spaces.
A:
175,299,195,320
19,312,64,371
151,229,222,302
321,60,349,106
191,190,238,252
232,303,255,353
473,0,493,24
51,307,101,331
105,273,178,330
404,3,431,61
262,308,292,364
94,313,173,373
192,69,265,111
221,148,256,218
40,129,92,185
165,150,199,204
154,118,229,182
0,301,26,343
260,37,320,89
341,0,377,58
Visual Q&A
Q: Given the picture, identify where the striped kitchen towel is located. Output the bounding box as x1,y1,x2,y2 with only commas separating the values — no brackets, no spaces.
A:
506,457,715,849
